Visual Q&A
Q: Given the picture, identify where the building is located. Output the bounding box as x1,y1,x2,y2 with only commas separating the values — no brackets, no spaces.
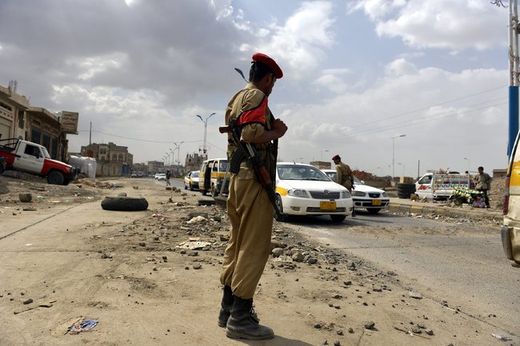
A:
0,81,30,140
185,153,204,172
147,160,164,175
0,81,79,162
81,142,133,177
132,163,148,176
310,160,331,169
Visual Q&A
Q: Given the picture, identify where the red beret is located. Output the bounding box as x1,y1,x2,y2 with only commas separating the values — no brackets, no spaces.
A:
332,155,341,161
252,52,283,79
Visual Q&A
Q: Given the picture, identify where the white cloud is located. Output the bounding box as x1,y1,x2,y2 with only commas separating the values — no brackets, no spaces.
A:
67,53,128,81
277,61,508,174
353,0,505,50
313,68,350,94
385,58,417,76
248,1,336,78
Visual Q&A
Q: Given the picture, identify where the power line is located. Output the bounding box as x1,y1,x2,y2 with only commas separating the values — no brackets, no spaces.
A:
78,129,202,144
348,84,506,128
349,99,507,137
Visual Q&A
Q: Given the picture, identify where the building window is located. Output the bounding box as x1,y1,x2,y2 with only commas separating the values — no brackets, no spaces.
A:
18,110,24,129
42,134,51,152
31,128,41,144
118,154,123,161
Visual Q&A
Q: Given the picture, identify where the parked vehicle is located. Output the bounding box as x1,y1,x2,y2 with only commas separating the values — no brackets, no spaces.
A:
184,170,200,190
415,172,470,200
275,163,353,223
0,138,78,185
502,134,520,265
199,158,228,196
154,173,166,181
322,169,389,214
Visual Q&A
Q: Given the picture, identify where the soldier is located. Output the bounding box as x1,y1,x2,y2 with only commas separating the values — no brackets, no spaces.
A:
218,52,287,340
165,170,171,186
474,166,492,208
332,154,354,192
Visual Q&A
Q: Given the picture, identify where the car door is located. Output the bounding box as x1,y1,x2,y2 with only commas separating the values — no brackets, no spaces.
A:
13,143,44,174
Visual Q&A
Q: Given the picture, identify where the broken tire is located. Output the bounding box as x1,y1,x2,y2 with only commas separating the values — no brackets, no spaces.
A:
101,196,148,211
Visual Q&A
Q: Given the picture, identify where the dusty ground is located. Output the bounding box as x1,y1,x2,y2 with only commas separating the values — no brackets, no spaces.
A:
0,175,517,345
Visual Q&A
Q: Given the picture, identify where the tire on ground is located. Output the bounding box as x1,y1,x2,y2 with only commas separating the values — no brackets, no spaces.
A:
101,196,149,211
397,183,415,199
47,170,65,185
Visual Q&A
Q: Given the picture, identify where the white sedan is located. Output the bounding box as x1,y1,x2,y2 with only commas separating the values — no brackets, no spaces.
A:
275,163,353,223
322,169,389,214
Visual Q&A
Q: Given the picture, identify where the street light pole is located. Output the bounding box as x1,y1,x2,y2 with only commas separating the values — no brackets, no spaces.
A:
392,134,406,179
195,112,216,159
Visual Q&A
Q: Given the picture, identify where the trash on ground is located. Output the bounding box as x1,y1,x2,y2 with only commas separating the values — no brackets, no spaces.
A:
177,239,211,250
186,215,207,224
66,318,98,335
491,333,512,341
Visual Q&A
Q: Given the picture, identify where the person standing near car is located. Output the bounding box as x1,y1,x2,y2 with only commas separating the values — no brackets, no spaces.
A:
218,52,287,340
165,170,171,187
332,154,354,192
474,166,492,208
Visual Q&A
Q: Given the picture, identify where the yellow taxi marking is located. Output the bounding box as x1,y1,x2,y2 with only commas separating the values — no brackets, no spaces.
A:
276,187,288,196
511,161,520,186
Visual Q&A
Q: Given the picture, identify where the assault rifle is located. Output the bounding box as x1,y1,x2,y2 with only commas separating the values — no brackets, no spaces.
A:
219,123,282,219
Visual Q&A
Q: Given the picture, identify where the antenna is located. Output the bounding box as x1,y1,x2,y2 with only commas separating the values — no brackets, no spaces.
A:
234,68,248,82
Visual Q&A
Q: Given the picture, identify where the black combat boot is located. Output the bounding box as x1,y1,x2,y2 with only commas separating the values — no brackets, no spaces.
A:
218,285,233,328
226,296,274,340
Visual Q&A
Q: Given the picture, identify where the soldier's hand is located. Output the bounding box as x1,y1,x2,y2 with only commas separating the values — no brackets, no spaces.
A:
272,119,288,137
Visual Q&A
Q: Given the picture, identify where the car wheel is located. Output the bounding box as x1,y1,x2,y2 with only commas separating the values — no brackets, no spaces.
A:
101,196,149,211
330,214,346,223
367,208,380,215
0,163,4,175
274,194,287,222
47,170,65,185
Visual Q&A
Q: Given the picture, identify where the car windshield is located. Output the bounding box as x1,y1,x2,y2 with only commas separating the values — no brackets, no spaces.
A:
192,171,199,178
41,147,51,159
277,165,330,181
219,161,228,171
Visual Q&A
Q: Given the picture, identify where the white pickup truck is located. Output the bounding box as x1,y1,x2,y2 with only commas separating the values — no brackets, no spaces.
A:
415,172,471,200
0,138,78,185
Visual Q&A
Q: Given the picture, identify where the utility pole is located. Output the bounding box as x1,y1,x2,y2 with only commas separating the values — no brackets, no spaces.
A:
195,113,216,158
89,121,92,145
391,134,406,180
509,0,520,156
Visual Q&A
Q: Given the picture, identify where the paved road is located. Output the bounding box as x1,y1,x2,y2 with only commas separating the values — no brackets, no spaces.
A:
284,211,520,338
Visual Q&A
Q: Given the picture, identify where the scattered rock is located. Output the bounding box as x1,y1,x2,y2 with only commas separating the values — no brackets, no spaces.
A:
193,263,202,270
408,291,423,299
364,321,376,330
272,248,284,258
22,298,33,305
425,329,434,336
19,193,32,203
292,252,304,262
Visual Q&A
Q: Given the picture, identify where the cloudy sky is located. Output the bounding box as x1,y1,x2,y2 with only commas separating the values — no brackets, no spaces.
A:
0,0,511,176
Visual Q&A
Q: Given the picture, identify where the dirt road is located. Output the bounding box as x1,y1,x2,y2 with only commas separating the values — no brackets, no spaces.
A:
0,176,518,345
